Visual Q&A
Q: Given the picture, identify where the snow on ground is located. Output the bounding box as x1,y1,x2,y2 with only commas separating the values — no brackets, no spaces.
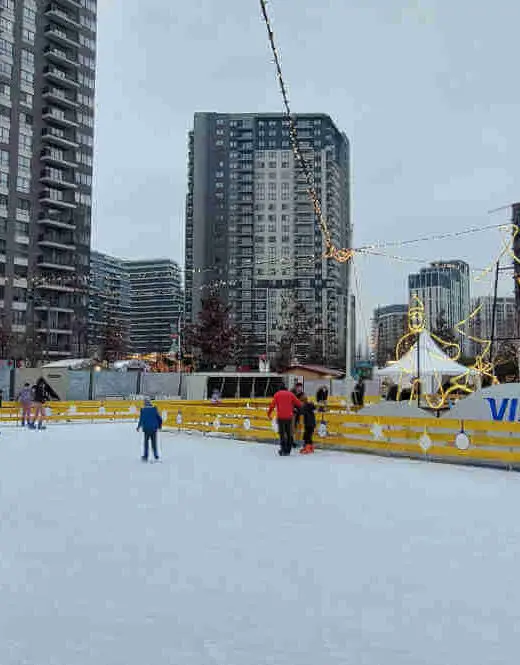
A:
1,423,520,665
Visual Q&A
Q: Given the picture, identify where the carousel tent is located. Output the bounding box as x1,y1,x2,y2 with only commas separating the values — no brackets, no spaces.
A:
377,330,476,391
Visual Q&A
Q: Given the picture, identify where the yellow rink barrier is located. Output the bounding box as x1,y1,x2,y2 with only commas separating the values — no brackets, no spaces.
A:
1,399,519,470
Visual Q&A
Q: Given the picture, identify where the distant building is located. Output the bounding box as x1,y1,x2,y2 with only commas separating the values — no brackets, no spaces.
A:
408,260,470,347
468,296,516,358
184,112,351,367
372,304,408,367
89,252,130,355
513,203,520,338
89,253,183,356
125,260,183,355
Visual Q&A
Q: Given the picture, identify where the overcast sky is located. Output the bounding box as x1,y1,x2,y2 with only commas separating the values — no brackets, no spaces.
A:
92,0,520,337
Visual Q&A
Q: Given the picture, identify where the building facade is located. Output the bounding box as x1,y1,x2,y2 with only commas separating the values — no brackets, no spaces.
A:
468,296,516,358
371,304,408,367
125,259,183,355
88,251,129,355
408,261,470,340
89,253,183,356
185,112,351,367
513,202,520,338
0,0,96,361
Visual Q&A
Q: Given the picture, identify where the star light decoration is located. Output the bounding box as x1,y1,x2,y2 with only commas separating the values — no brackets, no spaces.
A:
391,296,498,410
419,431,432,452
370,423,385,441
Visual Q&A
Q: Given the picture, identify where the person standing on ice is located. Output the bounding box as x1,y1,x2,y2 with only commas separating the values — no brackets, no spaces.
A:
137,398,163,462
299,395,317,455
18,382,33,427
30,377,58,430
267,388,302,456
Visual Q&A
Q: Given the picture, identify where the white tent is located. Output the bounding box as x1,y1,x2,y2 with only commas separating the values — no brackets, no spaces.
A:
377,330,476,393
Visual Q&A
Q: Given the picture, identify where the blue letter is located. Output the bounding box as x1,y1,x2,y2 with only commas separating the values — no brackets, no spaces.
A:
486,398,509,421
509,398,519,422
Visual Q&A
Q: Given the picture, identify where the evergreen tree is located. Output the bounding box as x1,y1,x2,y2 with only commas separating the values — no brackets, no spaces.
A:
184,294,242,370
100,313,127,363
273,298,312,371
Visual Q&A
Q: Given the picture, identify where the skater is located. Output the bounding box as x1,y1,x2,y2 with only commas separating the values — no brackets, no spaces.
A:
300,395,317,454
291,380,305,447
31,377,59,429
267,387,302,456
136,398,163,462
316,385,329,412
18,382,33,427
352,376,365,408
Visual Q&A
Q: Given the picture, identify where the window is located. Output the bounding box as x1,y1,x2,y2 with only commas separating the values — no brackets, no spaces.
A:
16,176,30,193
0,172,8,188
19,92,33,108
20,70,33,85
0,60,12,79
0,38,12,58
18,155,30,171
22,28,35,44
0,149,8,168
21,50,34,71
18,134,31,151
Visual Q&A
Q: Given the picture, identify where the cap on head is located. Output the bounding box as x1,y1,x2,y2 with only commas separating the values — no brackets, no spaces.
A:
144,397,152,406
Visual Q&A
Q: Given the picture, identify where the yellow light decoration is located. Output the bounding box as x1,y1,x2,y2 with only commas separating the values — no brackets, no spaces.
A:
389,296,497,410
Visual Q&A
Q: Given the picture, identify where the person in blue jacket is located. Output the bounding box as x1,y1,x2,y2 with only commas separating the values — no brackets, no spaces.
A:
136,398,163,462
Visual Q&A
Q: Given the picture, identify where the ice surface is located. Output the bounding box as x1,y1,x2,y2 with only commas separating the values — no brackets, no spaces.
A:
1,423,520,665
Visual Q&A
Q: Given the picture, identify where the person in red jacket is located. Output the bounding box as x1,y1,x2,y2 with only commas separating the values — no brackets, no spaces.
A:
268,389,303,456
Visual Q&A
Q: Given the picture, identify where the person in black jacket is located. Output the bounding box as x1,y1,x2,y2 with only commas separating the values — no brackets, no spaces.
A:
299,395,317,454
30,377,59,430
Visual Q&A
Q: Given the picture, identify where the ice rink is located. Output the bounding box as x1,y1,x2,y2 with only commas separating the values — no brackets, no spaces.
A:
1,422,520,664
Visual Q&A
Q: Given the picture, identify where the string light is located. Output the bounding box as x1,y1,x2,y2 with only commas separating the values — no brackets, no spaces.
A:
259,0,355,264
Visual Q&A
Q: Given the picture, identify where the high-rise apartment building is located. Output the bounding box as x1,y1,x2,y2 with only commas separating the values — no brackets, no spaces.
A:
371,304,408,367
88,251,130,354
468,295,516,358
125,259,183,355
0,0,96,362
185,112,351,366
512,202,520,338
89,253,183,356
408,261,470,336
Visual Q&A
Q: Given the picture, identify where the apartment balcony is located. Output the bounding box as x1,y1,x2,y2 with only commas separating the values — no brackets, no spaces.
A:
37,327,74,336
38,233,76,250
38,212,76,231
35,303,75,313
37,254,75,272
52,0,81,10
44,45,78,69
40,148,77,169
45,4,81,29
43,87,78,109
40,169,77,189
45,25,80,49
43,65,79,88
43,106,79,128
39,190,76,209
42,127,78,149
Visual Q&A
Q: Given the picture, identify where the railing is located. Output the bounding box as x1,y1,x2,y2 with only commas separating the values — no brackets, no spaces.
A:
1,399,520,470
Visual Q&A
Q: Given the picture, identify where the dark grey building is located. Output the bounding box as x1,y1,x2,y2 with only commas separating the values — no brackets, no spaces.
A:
125,259,183,355
408,261,470,339
0,0,96,362
513,202,520,338
185,112,351,367
89,253,183,356
371,304,408,367
88,251,130,355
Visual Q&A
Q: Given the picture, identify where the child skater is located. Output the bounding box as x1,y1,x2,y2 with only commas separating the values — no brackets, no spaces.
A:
300,395,316,454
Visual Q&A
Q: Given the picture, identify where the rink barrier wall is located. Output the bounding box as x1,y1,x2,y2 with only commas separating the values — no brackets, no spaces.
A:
2,399,520,470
